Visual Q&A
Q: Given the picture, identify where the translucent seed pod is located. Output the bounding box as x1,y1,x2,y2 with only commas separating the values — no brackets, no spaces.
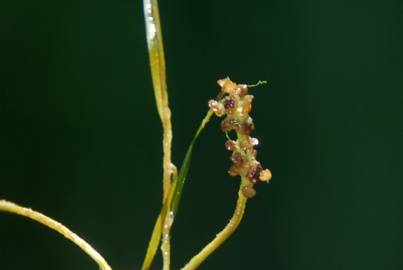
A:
223,81,237,94
208,99,225,117
259,169,272,182
217,77,237,94
236,84,248,96
217,77,230,87
242,95,254,114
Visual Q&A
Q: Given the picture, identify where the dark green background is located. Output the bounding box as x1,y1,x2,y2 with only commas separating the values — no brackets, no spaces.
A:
1,0,402,269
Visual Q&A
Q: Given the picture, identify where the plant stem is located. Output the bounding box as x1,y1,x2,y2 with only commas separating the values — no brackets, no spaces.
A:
0,200,112,270
143,0,174,202
161,210,174,270
144,0,175,268
161,233,171,270
181,177,249,270
141,108,216,270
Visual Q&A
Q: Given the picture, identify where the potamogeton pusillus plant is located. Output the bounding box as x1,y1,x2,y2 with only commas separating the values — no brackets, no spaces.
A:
0,0,272,269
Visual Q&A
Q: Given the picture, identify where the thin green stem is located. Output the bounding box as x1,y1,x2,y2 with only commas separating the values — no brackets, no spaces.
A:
143,0,175,268
247,80,267,88
161,209,174,270
0,200,112,270
181,177,249,270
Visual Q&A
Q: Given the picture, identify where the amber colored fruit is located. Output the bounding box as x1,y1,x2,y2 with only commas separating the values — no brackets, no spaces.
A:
242,185,256,198
228,165,240,176
242,95,254,114
259,169,272,182
221,117,238,132
222,80,237,94
236,84,248,96
224,140,237,151
217,77,230,87
231,151,244,167
240,120,255,135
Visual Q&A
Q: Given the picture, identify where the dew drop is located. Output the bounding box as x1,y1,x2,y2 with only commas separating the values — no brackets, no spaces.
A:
250,137,259,146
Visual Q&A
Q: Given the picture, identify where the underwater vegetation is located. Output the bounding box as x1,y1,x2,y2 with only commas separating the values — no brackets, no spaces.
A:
1,0,272,269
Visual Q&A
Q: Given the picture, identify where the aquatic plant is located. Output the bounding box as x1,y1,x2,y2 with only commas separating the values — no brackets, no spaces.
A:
0,1,271,269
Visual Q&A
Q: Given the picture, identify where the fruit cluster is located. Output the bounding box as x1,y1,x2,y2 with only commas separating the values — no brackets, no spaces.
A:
208,77,272,198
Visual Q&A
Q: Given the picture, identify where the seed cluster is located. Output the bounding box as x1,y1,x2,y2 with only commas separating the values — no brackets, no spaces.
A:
208,77,272,198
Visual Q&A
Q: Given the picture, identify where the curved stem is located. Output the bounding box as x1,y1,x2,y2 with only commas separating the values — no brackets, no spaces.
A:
0,200,112,270
181,177,249,270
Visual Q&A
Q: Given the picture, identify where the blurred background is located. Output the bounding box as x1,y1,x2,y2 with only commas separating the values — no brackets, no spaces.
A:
1,0,403,269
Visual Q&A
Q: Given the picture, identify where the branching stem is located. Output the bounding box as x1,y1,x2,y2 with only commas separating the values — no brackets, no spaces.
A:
0,200,112,270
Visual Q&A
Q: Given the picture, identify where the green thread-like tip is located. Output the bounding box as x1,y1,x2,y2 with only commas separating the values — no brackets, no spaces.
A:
247,80,268,88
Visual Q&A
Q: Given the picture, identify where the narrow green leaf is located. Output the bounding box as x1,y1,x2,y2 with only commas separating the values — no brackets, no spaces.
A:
141,0,171,269
170,92,224,216
170,111,213,214
140,213,162,270
143,0,168,121
140,110,215,270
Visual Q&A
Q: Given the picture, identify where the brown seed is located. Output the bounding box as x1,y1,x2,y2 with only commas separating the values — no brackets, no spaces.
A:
248,162,263,181
221,118,232,132
236,84,248,96
224,140,237,151
228,165,240,176
242,185,256,198
222,96,236,113
242,95,254,114
231,151,244,167
240,118,255,135
221,117,238,132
